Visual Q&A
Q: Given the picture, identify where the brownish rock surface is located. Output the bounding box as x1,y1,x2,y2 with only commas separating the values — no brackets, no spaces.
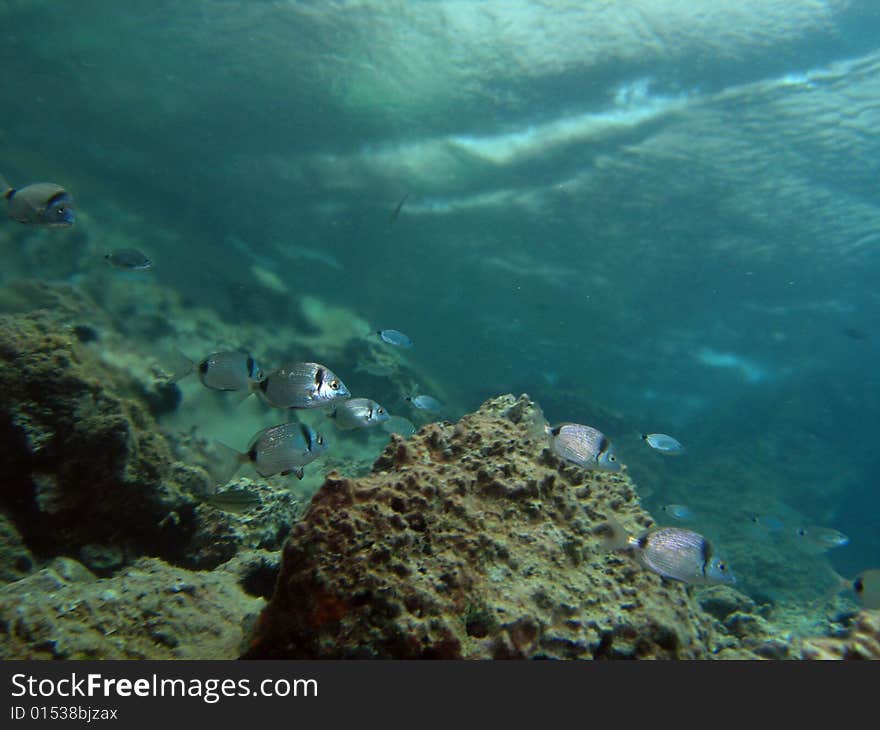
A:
0,556,264,659
244,394,737,659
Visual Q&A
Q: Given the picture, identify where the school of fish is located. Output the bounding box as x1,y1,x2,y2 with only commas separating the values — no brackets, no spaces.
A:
4,171,874,615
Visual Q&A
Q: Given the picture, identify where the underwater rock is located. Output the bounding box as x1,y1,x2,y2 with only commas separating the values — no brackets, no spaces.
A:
800,610,880,660
182,478,304,569
0,309,207,564
0,512,35,583
0,557,263,660
244,393,740,660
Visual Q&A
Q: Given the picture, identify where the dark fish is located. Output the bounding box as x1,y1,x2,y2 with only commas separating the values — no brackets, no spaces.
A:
389,193,409,225
105,248,153,271
2,174,75,227
842,327,867,341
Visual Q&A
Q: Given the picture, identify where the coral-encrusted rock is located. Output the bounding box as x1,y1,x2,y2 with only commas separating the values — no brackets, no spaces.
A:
244,394,734,659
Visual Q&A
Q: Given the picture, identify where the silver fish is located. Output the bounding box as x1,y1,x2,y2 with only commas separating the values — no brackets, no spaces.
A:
407,394,443,412
169,350,264,392
793,525,849,553
381,415,416,437
329,397,390,430
642,433,685,455
660,504,694,521
259,361,349,409
2,175,75,227
377,329,413,348
602,516,735,585
546,423,619,471
105,248,153,271
204,487,262,513
240,422,328,479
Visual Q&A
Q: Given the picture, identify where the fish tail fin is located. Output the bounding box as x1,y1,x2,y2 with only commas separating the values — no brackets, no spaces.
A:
231,383,257,408
166,349,195,383
595,513,634,551
210,441,247,485
822,569,853,603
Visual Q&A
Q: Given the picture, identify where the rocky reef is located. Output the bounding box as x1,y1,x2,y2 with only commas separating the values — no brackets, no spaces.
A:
245,394,739,659
0,283,874,660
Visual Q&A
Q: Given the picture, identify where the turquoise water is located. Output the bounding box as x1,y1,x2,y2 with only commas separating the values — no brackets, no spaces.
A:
2,1,879,612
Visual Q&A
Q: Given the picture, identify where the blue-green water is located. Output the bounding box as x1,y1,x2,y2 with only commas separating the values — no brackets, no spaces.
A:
2,1,879,613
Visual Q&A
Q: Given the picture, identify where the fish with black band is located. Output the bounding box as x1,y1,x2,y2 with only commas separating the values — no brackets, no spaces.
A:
214,422,329,483
2,172,75,227
169,350,265,392
258,361,350,409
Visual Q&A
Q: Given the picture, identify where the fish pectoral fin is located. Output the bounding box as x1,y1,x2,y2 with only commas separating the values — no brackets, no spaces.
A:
280,467,305,480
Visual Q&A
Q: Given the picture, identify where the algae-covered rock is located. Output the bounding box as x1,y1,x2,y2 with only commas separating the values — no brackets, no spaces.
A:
0,512,35,583
0,557,264,659
800,610,880,660
244,394,742,659
0,309,206,562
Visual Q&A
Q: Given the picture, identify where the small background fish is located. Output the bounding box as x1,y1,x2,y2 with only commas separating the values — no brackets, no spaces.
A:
105,248,153,271
377,329,413,348
642,433,685,455
381,415,416,437
407,394,443,412
329,397,389,430
793,525,850,554
660,504,695,521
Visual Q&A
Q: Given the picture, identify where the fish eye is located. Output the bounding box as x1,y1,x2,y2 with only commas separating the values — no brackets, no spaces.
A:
718,562,727,571
609,455,617,461
377,407,384,414
330,379,339,390
317,436,324,445
797,528,807,537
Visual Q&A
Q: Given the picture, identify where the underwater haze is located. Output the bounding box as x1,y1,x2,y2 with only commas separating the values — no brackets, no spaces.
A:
2,0,880,649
